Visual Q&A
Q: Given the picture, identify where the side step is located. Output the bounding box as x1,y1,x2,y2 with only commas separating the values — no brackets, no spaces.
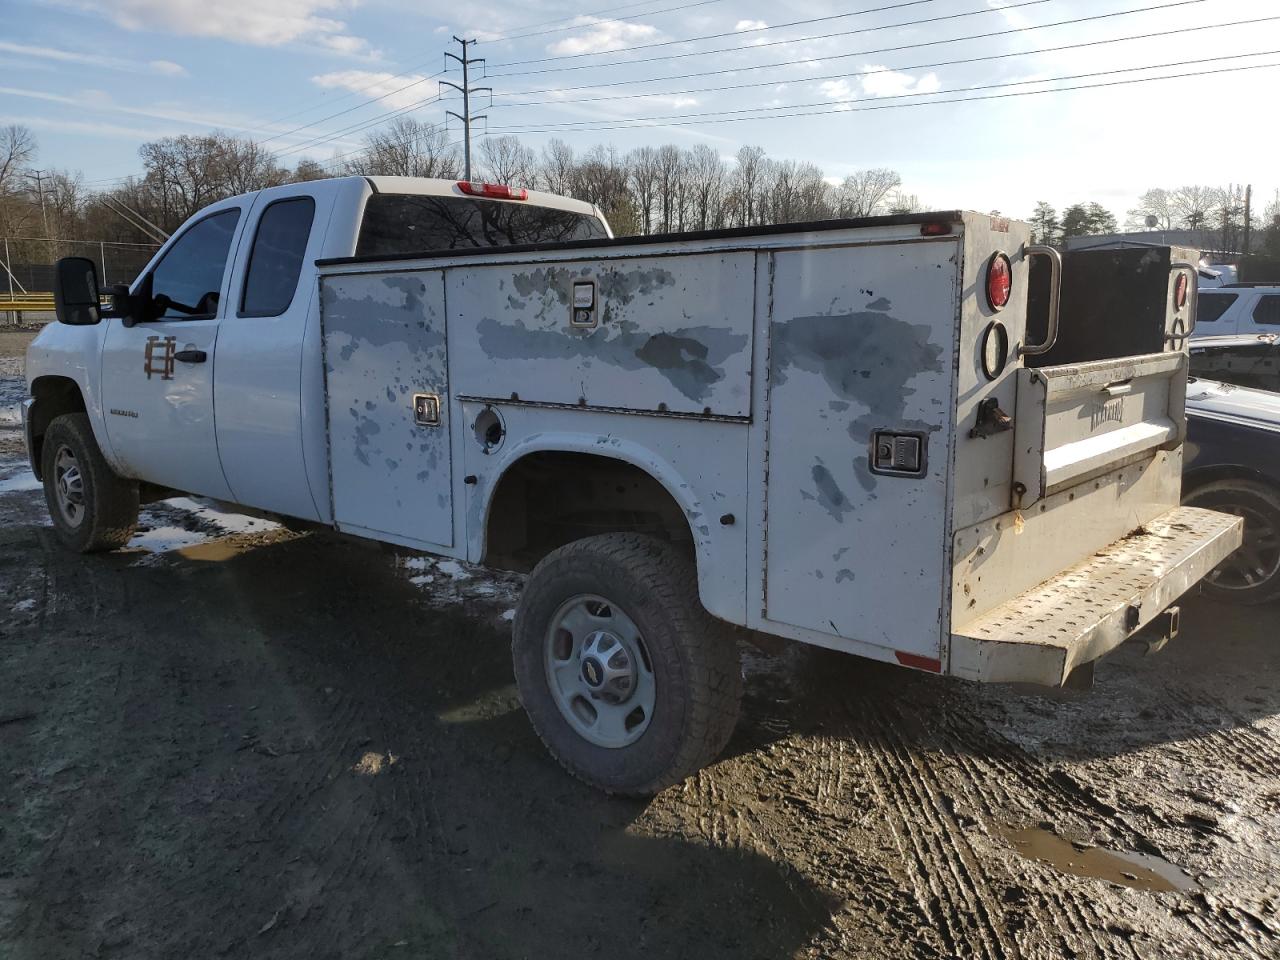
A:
949,507,1243,686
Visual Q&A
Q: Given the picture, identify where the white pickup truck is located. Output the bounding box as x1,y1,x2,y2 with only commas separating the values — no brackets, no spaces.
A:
26,175,1242,794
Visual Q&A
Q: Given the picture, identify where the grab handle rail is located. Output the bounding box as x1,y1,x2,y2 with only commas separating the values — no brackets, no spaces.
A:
1019,244,1062,358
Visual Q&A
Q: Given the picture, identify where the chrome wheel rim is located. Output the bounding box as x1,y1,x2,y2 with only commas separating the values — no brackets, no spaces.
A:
544,594,655,748
52,445,86,528
1206,504,1280,592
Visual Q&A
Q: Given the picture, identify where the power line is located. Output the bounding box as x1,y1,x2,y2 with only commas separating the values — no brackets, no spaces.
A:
482,58,1280,136
257,69,449,148
273,96,443,161
490,0,953,67
488,49,1279,130
489,13,1277,110
484,0,1211,80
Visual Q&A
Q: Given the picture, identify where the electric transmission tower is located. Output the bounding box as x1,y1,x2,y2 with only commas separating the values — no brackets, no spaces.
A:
442,37,491,181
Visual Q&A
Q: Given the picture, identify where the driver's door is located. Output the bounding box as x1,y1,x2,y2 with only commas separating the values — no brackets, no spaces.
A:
100,203,243,499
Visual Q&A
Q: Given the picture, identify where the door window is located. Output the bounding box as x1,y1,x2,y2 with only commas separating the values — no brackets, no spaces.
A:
149,208,240,319
1195,292,1237,323
239,197,316,317
1252,294,1280,326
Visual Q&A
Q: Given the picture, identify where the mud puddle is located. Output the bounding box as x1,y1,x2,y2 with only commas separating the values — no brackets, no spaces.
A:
1002,825,1199,893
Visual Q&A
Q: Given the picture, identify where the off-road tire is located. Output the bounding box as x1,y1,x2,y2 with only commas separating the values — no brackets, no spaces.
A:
41,413,139,553
1184,478,1280,605
513,533,743,795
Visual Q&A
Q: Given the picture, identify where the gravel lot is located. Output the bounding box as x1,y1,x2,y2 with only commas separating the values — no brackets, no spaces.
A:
1,328,1278,959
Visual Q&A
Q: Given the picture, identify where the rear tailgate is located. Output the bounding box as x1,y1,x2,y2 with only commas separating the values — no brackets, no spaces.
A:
1012,351,1185,506
947,240,1241,684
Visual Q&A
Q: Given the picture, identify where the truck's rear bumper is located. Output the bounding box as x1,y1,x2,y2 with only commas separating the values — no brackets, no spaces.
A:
949,506,1243,686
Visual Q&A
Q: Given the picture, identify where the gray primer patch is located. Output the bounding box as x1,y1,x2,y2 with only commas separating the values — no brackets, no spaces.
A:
811,463,853,522
772,311,944,488
835,569,856,583
477,315,747,404
866,297,892,312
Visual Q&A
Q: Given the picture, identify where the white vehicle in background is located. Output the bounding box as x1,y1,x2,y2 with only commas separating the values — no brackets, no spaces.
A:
24,176,1241,794
1193,283,1280,338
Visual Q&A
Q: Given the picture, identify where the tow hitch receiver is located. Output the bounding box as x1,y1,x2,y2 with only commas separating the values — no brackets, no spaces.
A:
1142,605,1180,656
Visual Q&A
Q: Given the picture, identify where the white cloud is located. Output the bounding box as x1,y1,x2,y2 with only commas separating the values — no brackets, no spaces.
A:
0,40,188,74
819,79,853,100
80,0,371,54
311,70,436,110
149,60,187,76
859,65,942,98
546,17,660,56
734,19,767,31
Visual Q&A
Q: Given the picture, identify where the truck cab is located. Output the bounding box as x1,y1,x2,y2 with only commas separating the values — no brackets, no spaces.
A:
25,176,610,523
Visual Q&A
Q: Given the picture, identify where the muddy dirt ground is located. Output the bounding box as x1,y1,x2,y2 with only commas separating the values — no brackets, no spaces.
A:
1,328,1278,959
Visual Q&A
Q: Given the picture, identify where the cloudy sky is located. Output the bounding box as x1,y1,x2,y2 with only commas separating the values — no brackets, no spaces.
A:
3,0,1278,221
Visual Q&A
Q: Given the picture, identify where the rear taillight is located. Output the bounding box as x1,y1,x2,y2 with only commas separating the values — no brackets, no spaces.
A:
1174,272,1189,309
457,181,529,201
986,252,1012,311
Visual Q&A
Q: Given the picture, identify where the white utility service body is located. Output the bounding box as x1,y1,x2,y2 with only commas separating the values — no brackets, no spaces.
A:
25,176,1242,792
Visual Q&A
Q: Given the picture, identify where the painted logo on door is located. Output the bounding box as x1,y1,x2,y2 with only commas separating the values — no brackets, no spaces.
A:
144,336,177,381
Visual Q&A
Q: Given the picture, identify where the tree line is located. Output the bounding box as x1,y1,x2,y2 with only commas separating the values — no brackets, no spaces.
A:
3,120,1277,260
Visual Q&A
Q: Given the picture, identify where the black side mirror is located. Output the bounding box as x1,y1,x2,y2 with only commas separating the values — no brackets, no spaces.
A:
53,257,102,326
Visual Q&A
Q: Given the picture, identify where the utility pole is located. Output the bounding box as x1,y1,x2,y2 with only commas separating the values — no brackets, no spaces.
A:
28,169,49,238
442,37,491,181
1242,183,1253,256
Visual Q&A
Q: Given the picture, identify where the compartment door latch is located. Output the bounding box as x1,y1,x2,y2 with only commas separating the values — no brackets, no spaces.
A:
870,430,928,478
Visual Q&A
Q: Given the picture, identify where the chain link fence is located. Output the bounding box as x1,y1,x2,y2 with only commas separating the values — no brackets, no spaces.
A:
1,237,161,296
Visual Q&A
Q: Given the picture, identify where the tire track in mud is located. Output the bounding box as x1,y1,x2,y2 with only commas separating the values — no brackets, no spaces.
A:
847,697,1018,960
934,694,1272,960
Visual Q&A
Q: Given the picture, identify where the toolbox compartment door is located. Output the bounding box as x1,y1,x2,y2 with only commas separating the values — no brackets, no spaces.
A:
320,270,454,549
1012,352,1186,506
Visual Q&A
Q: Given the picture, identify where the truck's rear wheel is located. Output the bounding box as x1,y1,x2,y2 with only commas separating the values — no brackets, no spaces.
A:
512,533,742,795
41,413,139,553
1184,478,1280,605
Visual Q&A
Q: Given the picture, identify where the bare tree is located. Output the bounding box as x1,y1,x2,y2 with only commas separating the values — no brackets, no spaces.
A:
477,135,538,186
348,118,460,180
1171,185,1215,230
834,168,902,217
627,146,660,235
1125,188,1173,231
538,139,575,197
655,144,686,233
290,159,328,182
731,145,765,227
0,124,38,236
572,145,636,236
685,144,726,230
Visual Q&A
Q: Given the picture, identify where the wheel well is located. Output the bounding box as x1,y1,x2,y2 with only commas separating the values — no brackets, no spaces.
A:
28,377,88,480
483,451,695,573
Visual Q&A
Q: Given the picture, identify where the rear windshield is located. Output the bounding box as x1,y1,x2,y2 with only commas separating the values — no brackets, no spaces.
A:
356,194,608,257
1196,292,1237,323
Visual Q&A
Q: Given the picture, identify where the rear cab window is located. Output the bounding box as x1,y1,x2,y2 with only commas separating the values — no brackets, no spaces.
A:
356,194,608,257
240,196,316,317
1195,292,1237,323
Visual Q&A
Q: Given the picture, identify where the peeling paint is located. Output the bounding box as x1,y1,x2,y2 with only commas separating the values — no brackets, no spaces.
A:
811,462,853,522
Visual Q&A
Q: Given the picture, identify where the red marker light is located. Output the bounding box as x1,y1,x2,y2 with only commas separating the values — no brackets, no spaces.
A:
920,222,951,236
1174,272,1189,310
986,252,1012,311
457,181,529,201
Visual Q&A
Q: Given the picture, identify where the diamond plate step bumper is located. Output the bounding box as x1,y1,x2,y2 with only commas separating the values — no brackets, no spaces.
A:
950,507,1243,686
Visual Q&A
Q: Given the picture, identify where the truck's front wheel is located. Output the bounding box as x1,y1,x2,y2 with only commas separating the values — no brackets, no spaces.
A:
41,413,139,553
512,533,742,795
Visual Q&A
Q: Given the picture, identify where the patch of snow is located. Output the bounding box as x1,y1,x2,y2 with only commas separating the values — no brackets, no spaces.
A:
164,497,280,533
11,598,37,612
500,609,516,622
128,524,215,555
0,470,41,493
409,574,435,586
0,405,21,427
435,559,470,580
